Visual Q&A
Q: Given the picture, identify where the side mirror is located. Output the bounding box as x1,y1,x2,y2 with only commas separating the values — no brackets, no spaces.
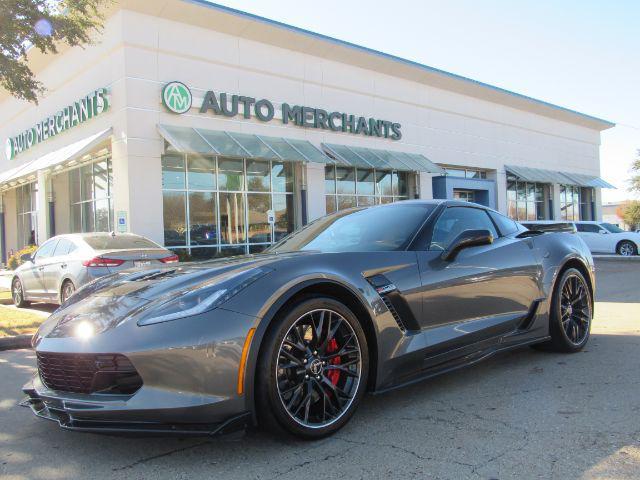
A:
20,253,33,263
599,229,608,234
441,229,494,262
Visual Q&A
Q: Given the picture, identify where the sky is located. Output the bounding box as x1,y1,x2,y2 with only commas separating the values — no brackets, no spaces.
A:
210,0,639,204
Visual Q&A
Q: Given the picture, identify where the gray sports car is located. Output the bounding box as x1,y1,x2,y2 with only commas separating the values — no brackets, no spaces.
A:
23,200,595,438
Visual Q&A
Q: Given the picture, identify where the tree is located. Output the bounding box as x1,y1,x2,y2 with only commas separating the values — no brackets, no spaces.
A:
630,149,640,193
0,0,107,104
620,200,640,230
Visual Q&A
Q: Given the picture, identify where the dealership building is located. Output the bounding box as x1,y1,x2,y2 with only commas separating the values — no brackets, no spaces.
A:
0,0,615,261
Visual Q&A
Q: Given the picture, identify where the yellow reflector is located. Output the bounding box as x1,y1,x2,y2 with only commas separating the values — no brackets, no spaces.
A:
237,327,256,395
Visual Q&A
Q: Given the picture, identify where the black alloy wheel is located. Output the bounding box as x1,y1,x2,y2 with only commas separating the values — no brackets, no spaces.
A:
257,297,368,438
61,280,76,304
549,268,592,352
12,278,29,308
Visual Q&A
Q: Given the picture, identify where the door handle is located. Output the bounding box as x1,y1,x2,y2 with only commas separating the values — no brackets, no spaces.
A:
61,264,67,269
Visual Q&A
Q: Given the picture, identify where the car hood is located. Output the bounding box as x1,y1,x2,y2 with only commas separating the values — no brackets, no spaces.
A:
35,251,313,340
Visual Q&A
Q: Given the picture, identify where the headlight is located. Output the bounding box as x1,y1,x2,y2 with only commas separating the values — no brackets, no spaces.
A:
136,267,270,326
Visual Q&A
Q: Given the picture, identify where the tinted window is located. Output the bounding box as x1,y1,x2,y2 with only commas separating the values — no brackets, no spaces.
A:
430,207,498,251
83,235,161,250
269,204,435,253
488,211,518,236
601,223,624,233
34,240,58,260
576,223,601,233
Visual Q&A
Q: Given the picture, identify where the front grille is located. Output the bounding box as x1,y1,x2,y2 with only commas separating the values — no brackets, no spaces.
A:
37,352,143,395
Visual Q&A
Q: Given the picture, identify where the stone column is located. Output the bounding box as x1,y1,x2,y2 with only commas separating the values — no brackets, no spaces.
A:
35,170,51,243
418,172,433,200
552,184,562,220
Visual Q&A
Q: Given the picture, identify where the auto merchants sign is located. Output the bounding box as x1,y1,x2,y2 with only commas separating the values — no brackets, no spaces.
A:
162,81,402,140
5,87,110,161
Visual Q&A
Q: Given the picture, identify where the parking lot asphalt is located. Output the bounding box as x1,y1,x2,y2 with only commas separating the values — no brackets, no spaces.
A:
1,259,639,480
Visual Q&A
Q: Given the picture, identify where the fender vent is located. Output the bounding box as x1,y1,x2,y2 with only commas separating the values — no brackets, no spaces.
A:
380,295,407,332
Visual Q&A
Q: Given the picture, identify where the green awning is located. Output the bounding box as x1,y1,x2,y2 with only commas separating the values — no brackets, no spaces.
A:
505,165,615,189
157,125,332,164
322,143,444,173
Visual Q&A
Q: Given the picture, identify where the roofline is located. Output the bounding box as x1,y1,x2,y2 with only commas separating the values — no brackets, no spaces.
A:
185,0,615,130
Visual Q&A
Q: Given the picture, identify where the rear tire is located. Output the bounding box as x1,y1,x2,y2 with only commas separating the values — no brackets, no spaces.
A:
617,241,637,256
548,268,592,352
60,280,76,304
256,296,369,439
11,278,29,308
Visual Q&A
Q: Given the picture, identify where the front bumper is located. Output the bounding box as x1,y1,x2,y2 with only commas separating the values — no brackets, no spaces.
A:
21,380,250,435
25,306,259,435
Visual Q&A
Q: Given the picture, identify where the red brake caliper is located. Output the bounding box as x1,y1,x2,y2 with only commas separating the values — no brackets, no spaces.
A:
326,338,341,385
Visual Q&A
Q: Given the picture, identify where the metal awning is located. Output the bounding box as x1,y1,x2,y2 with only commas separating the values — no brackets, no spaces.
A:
157,125,332,164
505,165,615,189
0,128,112,191
322,143,445,173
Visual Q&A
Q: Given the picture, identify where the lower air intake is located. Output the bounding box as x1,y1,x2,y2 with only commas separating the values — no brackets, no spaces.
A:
37,352,143,395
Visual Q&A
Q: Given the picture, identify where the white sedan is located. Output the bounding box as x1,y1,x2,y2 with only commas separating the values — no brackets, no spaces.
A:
574,221,640,256
521,221,640,256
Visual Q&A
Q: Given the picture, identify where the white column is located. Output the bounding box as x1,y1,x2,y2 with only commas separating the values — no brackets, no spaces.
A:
494,170,507,214
418,172,433,200
305,162,326,221
593,188,603,221
552,184,562,220
35,170,51,243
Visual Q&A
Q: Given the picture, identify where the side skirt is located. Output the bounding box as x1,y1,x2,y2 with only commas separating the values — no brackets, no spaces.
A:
371,335,551,395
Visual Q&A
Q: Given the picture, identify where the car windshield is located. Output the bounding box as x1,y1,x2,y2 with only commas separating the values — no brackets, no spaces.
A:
601,223,625,233
268,204,434,253
83,235,161,250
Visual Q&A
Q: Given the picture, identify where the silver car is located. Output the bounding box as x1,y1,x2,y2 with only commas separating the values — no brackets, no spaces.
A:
11,233,178,306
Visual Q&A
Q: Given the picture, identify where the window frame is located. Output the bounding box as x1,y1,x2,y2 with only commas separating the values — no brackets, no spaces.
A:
424,205,500,252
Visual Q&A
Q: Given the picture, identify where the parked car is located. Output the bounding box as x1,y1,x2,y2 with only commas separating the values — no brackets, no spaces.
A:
524,220,640,256
24,200,595,438
11,233,178,307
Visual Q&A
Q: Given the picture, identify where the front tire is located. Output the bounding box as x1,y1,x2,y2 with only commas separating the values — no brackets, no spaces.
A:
60,280,76,304
256,296,369,439
548,268,593,352
617,241,637,256
11,278,29,308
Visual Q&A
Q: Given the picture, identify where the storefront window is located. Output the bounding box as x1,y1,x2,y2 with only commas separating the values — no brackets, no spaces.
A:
445,167,487,179
16,183,37,247
69,157,114,233
325,166,409,213
560,185,581,221
162,154,295,258
506,175,548,221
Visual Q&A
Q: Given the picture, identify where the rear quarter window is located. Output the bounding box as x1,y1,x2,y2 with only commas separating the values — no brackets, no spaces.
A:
488,211,519,236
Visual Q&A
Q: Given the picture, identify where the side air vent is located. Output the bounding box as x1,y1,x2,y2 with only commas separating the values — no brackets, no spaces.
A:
366,274,417,332
380,295,407,332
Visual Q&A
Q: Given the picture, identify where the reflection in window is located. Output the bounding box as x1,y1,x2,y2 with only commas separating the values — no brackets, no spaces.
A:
187,155,216,190
162,154,295,258
68,157,114,233
506,175,547,221
325,165,410,212
189,192,216,245
218,157,244,191
16,183,37,247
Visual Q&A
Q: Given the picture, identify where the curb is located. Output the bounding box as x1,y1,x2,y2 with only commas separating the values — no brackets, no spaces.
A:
0,334,33,351
593,256,640,262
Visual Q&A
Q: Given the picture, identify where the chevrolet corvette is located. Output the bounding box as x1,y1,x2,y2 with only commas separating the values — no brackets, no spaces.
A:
23,200,595,438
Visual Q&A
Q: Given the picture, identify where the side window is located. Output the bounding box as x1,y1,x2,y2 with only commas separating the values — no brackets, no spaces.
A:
53,238,74,257
430,207,499,251
577,223,600,233
488,211,518,236
34,240,58,260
